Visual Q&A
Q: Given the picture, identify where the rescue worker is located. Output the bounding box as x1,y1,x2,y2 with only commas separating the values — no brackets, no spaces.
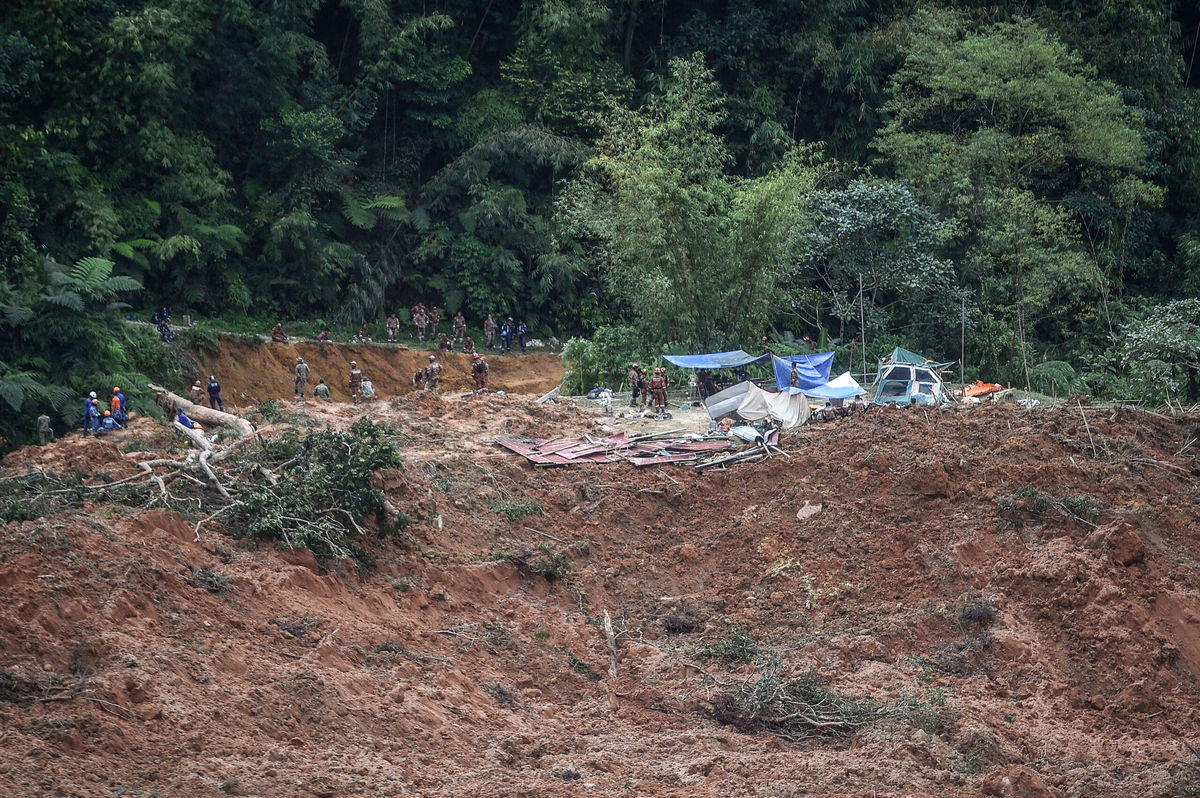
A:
439,334,453,351
471,353,489,390
189,380,205,405
111,387,127,428
851,395,866,414
483,314,498,349
452,312,466,341
790,362,800,388
270,322,287,343
82,396,100,437
37,413,56,445
176,410,202,430
500,317,514,353
461,336,476,355
425,354,443,392
207,375,224,411
429,308,441,337
649,367,668,413
314,379,332,402
348,361,364,404
294,357,310,398
317,329,331,345
356,324,371,342
517,320,528,353
386,313,400,342
96,410,117,435
412,304,427,342
627,363,644,408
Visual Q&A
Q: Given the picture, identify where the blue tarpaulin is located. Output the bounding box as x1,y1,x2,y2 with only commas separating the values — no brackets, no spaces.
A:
772,353,835,393
662,350,771,369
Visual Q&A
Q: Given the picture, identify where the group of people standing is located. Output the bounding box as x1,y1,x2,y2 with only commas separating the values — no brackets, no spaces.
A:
73,387,129,439
189,376,225,411
626,363,670,414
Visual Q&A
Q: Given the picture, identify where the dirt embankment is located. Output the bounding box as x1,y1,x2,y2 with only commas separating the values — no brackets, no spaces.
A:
2,399,1200,797
193,336,564,406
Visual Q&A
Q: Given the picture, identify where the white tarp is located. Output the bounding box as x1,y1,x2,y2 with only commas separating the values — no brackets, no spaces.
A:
735,383,811,429
704,380,754,420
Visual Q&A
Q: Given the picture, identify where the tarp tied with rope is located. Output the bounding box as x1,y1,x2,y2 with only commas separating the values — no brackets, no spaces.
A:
662,350,772,369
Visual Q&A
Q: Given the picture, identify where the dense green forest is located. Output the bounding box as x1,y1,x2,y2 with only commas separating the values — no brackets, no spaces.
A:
3,0,1200,438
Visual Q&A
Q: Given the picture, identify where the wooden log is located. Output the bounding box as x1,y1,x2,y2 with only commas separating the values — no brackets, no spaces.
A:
604,610,619,714
148,383,254,437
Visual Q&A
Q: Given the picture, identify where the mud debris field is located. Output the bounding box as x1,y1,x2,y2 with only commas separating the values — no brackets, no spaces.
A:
2,387,1200,797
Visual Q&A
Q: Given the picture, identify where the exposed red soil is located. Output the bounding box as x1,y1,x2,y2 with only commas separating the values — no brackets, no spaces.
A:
2,396,1199,797
193,336,564,407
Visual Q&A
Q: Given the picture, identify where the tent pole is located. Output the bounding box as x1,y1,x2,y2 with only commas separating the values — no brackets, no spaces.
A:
858,274,866,379
960,294,965,387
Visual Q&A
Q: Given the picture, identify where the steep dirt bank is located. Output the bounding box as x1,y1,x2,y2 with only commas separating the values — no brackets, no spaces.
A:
193,336,564,405
2,399,1199,797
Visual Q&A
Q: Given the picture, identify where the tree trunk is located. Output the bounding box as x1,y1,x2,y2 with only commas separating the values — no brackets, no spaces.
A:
147,384,255,437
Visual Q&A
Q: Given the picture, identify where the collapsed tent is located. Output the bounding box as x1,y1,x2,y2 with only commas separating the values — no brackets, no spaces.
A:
703,380,810,429
874,347,949,406
662,350,771,369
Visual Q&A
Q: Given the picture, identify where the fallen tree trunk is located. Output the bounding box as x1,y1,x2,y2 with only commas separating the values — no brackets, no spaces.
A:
147,384,254,437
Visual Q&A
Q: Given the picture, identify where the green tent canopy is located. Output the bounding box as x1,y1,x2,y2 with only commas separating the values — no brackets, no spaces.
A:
883,347,955,371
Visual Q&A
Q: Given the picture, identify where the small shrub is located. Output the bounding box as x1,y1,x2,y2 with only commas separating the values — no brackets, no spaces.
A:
552,768,582,781
533,630,551,641
903,687,954,735
707,667,885,742
958,596,998,627
256,400,285,424
184,322,222,356
185,565,231,593
217,777,241,795
489,500,544,521
392,574,420,592
500,544,571,581
485,682,517,707
661,610,704,635
554,645,599,680
270,616,319,640
691,630,761,664
121,438,153,454
997,486,1101,530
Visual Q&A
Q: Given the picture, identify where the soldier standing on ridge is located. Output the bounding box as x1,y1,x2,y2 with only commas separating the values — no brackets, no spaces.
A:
453,311,466,342
429,308,441,337
425,354,443,392
483,314,498,349
386,312,400,342
190,380,205,405
412,303,428,342
294,357,310,399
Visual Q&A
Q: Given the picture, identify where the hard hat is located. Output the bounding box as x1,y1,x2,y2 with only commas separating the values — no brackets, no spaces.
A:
89,391,97,398
631,363,639,368
428,355,436,361
113,387,120,393
209,375,216,381
350,360,357,366
296,356,303,362
194,380,202,386
103,410,111,417
472,353,481,359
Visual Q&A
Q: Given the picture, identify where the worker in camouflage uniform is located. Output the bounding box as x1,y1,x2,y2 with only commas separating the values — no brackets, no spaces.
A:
425,354,443,392
294,357,310,398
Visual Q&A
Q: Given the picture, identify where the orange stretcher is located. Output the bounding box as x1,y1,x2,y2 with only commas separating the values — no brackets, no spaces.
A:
963,380,1004,397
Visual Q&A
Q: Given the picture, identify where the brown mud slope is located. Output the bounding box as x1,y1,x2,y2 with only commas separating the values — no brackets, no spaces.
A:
195,335,563,405
2,399,1200,797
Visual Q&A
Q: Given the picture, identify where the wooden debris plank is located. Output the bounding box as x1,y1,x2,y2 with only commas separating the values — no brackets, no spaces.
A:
626,453,699,466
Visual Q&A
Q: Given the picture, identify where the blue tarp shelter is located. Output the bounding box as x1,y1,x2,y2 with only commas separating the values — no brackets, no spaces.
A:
771,352,835,393
662,350,771,369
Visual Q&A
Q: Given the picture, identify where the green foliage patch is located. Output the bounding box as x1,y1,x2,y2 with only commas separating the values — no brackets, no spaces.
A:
231,419,404,569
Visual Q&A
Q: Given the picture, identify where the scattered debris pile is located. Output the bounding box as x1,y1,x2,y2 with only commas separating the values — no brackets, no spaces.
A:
496,427,781,469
